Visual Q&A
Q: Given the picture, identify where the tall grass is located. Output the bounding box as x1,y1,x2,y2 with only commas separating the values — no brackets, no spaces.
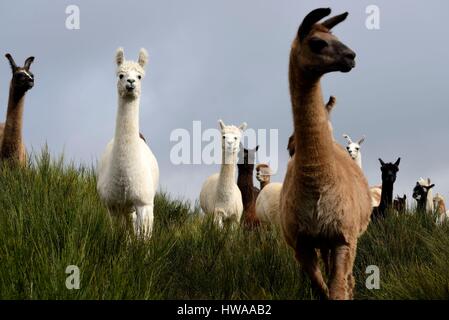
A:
0,150,448,299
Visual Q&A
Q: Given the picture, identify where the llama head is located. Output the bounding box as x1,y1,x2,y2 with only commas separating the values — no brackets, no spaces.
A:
115,47,148,99
5,53,35,93
393,194,407,212
238,145,259,168
379,158,400,184
343,134,364,160
433,193,445,209
413,182,435,202
256,163,272,183
218,119,247,157
291,8,356,77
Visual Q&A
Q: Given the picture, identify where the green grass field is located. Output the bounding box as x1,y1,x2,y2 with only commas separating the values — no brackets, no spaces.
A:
0,150,448,300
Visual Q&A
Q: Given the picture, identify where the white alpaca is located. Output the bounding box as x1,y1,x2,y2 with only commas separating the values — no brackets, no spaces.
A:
254,163,281,224
342,134,380,207
342,134,365,169
199,120,247,228
97,48,159,238
417,177,434,212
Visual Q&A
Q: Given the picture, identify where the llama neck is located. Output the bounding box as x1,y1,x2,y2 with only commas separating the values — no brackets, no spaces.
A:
426,190,434,212
290,64,335,189
417,196,427,212
1,84,26,158
218,150,237,192
379,181,394,211
237,165,255,210
113,96,140,147
355,153,362,169
260,179,270,190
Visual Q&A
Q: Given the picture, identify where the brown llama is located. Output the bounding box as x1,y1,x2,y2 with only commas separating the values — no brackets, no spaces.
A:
287,95,336,157
279,8,372,300
0,53,35,166
237,146,260,227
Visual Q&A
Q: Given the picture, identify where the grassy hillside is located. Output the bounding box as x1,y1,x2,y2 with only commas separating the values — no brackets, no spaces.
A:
0,150,448,299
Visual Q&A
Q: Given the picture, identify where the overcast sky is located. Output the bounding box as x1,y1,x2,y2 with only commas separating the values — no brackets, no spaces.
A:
0,0,448,205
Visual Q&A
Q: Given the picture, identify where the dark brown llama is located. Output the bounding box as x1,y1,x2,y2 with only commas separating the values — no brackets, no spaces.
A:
237,146,260,227
372,158,401,220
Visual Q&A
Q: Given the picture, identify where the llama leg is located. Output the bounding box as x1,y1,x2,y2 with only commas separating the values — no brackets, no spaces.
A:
320,247,332,278
295,238,329,300
329,244,352,300
346,244,357,299
135,205,154,239
214,209,225,229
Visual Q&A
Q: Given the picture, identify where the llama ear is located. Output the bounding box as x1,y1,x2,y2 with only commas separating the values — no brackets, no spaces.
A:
116,47,125,66
5,53,17,72
358,136,365,145
325,96,336,113
379,158,385,166
343,134,352,144
218,119,225,131
322,12,349,30
23,56,34,70
138,48,148,68
297,8,331,41
394,157,401,167
238,122,247,132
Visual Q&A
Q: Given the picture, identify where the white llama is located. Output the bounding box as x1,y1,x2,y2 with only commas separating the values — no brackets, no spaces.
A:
97,47,159,238
342,134,365,169
199,120,247,228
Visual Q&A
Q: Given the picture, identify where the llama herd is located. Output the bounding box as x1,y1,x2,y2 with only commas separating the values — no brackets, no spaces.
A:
0,8,448,300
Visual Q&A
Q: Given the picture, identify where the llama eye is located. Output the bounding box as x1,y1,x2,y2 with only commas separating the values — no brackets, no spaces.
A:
309,38,328,53
119,74,124,79
222,136,225,139
234,137,237,140
138,75,142,80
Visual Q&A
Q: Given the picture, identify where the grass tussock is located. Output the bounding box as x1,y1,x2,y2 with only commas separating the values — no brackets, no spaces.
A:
0,149,449,299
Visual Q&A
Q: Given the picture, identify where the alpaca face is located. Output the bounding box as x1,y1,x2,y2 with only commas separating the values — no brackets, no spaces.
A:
346,143,360,160
5,54,35,92
294,8,356,76
115,48,148,99
256,164,272,183
343,135,364,160
218,120,246,156
379,158,400,184
413,183,435,202
238,146,258,167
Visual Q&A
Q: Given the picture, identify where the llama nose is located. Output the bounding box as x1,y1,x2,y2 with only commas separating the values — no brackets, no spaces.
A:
344,50,356,60
127,79,135,84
